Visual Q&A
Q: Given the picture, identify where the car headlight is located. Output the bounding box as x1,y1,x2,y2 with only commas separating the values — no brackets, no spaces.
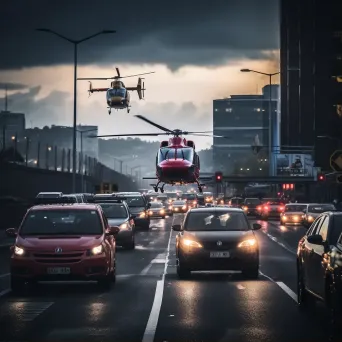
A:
160,209,165,214
14,246,25,256
119,222,128,229
169,205,173,210
182,205,187,210
238,239,257,248
139,212,146,218
281,215,287,220
91,245,103,255
242,206,248,211
149,210,153,215
181,239,202,248
308,215,314,221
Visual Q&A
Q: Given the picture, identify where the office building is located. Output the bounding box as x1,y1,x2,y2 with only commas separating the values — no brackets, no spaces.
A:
280,0,342,171
0,111,26,148
213,85,279,175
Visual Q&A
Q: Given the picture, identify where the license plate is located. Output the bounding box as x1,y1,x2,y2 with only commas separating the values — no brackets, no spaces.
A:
210,251,230,258
47,267,70,275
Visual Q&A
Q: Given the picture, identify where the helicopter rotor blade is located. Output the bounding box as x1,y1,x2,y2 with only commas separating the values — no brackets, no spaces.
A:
189,133,231,139
77,77,110,80
90,133,167,138
119,71,155,79
134,115,174,133
184,131,213,134
116,67,120,78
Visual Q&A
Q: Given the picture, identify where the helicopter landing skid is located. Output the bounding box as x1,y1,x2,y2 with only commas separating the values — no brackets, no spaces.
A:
150,181,162,192
195,180,203,193
107,107,111,115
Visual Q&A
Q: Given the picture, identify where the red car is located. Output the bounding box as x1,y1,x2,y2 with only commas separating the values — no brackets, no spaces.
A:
6,202,118,293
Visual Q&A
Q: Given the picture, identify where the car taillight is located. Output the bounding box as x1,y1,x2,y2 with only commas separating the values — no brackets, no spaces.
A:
279,206,284,211
264,206,269,211
257,206,262,210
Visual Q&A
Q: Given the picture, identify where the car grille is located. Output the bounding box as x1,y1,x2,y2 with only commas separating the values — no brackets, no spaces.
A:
33,252,84,264
201,241,238,250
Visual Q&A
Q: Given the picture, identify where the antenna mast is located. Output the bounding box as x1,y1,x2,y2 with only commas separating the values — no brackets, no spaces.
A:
4,84,8,111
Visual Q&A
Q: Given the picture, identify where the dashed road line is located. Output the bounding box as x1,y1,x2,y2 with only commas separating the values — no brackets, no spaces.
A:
142,229,173,342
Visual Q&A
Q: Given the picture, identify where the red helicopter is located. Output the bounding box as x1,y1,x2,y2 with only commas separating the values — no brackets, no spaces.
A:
94,115,230,193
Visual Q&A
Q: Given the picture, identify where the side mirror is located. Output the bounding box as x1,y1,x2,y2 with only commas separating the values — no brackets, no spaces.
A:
252,223,262,230
6,228,17,237
307,234,323,245
172,224,182,231
106,226,120,236
147,203,151,208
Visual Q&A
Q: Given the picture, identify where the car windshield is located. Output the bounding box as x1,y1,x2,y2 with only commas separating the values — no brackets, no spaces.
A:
165,193,178,199
20,209,103,236
150,202,163,208
231,198,243,204
244,199,260,205
157,196,167,202
37,193,61,198
308,204,335,213
173,201,186,205
181,194,196,200
331,216,342,244
185,212,248,231
285,205,306,212
100,204,128,219
158,148,194,162
125,196,145,207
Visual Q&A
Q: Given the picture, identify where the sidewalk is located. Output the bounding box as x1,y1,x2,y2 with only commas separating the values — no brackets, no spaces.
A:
0,230,14,248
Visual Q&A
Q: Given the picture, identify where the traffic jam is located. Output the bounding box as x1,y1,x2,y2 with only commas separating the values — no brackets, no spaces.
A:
1,189,342,341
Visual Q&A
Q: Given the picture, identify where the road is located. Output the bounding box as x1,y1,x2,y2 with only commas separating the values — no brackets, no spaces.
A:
0,216,335,341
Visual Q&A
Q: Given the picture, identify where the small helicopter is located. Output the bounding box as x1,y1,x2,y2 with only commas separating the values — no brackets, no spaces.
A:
93,115,230,193
77,68,155,114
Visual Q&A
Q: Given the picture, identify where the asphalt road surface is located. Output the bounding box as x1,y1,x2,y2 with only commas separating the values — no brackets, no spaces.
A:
0,216,337,341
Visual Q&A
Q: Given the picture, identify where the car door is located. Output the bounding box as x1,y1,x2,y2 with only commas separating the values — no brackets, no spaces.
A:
303,216,324,292
310,215,329,297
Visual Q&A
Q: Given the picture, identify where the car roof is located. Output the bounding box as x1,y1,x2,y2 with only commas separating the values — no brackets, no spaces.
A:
188,207,243,212
30,204,99,211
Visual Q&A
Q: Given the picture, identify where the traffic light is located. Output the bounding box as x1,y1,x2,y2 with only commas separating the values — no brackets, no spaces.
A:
317,173,326,182
215,171,223,183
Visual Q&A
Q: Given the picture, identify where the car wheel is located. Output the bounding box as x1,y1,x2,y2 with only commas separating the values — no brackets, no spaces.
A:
242,265,259,279
177,255,191,279
297,265,311,309
11,276,26,293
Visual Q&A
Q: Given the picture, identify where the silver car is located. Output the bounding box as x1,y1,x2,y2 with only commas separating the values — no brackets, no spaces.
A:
148,201,166,219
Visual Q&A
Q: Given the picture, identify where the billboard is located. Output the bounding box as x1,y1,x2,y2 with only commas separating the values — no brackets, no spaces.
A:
276,153,314,176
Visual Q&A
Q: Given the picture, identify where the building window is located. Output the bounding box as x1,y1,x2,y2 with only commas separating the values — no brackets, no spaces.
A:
225,108,232,112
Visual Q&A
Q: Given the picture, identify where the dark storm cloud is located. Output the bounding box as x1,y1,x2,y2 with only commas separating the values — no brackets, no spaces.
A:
0,0,279,70
0,82,28,90
0,87,71,126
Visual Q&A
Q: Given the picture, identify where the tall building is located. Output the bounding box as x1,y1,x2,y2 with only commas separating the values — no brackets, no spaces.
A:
280,0,342,170
0,111,26,148
213,85,279,175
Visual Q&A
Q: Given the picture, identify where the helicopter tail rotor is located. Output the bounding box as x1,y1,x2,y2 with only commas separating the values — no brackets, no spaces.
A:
137,78,145,100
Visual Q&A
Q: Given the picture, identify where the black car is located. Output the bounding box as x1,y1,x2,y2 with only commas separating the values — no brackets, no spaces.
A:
297,211,342,320
116,193,150,230
173,207,261,279
242,198,262,216
98,201,136,249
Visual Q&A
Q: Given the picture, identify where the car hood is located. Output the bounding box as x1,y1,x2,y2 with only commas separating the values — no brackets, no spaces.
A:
129,207,145,214
308,213,321,218
108,218,127,226
182,230,254,243
16,235,103,251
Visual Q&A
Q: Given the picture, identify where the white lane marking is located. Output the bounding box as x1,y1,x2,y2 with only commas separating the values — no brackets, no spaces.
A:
0,273,10,278
276,281,298,303
0,288,10,297
236,284,245,290
259,271,298,303
140,264,153,276
142,229,172,342
263,232,296,255
14,302,53,322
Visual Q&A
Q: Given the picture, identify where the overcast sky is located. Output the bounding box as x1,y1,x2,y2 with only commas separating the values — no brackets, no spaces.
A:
0,0,280,150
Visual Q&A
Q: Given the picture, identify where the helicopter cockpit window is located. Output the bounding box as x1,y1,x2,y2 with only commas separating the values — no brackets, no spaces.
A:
158,148,194,162
106,88,126,99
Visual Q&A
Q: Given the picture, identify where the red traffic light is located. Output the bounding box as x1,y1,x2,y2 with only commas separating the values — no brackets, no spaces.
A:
215,172,223,182
317,173,326,181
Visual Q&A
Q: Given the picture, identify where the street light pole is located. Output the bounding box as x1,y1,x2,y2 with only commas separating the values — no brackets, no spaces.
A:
36,28,116,192
240,69,280,176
